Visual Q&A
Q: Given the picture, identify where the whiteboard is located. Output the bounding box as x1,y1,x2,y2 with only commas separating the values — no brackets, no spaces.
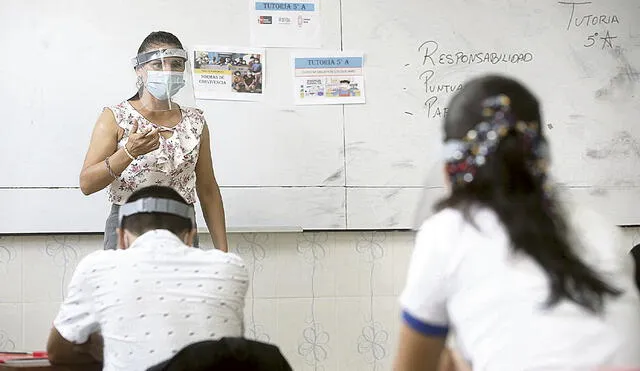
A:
342,0,640,227
0,0,345,233
0,187,345,234
1,0,639,233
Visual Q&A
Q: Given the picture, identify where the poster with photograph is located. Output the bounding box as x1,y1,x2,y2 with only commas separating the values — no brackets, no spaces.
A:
292,53,365,105
250,0,321,48
192,46,265,101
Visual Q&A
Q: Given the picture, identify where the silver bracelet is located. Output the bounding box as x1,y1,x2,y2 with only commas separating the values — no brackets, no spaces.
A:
105,157,117,179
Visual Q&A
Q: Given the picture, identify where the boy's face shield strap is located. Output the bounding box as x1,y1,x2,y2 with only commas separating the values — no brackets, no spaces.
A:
118,198,196,228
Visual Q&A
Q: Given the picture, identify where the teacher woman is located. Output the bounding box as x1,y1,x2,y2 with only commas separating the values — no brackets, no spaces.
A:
79,31,228,252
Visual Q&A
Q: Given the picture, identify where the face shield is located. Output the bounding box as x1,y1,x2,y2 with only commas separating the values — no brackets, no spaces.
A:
132,48,196,111
118,197,196,228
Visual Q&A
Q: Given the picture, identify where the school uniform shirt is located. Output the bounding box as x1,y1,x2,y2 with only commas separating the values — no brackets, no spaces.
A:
400,206,640,371
53,229,249,371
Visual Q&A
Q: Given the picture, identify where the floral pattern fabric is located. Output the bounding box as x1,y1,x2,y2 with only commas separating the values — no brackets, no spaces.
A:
107,101,205,205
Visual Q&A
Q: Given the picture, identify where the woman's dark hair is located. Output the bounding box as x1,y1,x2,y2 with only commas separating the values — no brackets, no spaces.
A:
435,75,620,313
137,31,183,54
121,186,192,237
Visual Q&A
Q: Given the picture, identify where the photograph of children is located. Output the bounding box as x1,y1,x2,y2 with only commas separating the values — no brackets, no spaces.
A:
230,53,263,94
194,51,235,68
192,46,265,101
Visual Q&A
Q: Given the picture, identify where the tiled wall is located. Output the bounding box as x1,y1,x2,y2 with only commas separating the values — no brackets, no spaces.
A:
0,231,413,370
0,228,638,370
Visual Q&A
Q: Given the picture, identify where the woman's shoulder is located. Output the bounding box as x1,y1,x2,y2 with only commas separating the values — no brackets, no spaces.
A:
180,106,207,134
419,206,498,234
415,206,505,256
419,208,465,231
104,100,135,124
181,106,205,117
415,208,468,249
105,100,131,113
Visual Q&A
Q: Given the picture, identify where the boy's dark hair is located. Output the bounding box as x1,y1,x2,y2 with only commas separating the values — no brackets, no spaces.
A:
146,338,293,371
121,186,192,237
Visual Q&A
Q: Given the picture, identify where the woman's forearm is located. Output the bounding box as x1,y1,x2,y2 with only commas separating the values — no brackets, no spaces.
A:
79,148,132,195
200,186,228,252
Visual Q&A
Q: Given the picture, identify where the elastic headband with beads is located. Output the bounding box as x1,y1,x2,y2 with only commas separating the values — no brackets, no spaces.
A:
443,94,550,188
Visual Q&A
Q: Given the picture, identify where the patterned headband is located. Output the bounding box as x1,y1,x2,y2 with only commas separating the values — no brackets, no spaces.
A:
443,94,549,187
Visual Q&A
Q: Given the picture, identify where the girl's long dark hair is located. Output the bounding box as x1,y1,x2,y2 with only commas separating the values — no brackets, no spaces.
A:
435,75,620,313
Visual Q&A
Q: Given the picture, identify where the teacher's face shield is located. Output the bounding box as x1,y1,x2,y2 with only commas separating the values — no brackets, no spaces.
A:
132,48,196,111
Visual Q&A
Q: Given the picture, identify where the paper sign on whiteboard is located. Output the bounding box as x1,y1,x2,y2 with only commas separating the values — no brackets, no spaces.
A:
192,46,265,101
293,53,366,105
250,1,321,48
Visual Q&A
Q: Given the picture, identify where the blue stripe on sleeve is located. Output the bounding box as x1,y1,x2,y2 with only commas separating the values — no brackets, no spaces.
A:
402,310,449,337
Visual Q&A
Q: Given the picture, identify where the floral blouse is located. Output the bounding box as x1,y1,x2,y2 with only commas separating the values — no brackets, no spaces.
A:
107,101,206,205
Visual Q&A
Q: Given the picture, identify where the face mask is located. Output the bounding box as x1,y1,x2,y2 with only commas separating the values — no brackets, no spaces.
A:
145,71,185,100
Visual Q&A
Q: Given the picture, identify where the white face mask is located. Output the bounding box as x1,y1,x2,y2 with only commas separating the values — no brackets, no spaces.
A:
145,71,185,100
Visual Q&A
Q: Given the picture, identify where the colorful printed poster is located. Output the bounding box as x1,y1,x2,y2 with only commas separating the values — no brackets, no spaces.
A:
292,53,366,105
192,46,265,101
250,0,321,48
